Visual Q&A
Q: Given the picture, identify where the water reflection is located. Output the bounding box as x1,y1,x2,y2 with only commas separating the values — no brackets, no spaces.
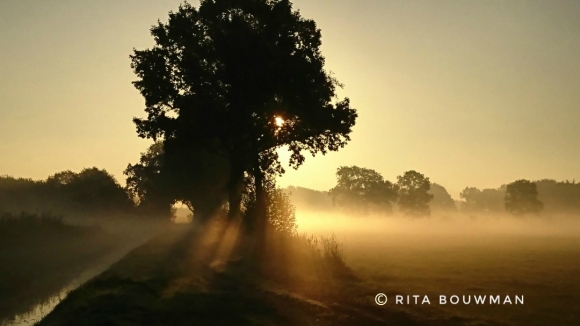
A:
0,241,144,326
1,287,70,326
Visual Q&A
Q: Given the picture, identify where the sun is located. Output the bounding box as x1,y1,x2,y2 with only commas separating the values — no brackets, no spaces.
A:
275,116,284,127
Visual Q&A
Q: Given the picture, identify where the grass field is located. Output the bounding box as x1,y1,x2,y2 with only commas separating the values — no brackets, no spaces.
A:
297,213,580,326
36,220,479,326
23,212,580,325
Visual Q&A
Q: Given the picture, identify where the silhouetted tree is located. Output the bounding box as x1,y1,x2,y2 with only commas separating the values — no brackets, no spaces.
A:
46,171,77,187
130,0,357,249
125,141,230,220
329,166,398,215
505,180,543,216
459,186,505,214
1,170,132,216
0,176,50,214
428,183,457,212
125,143,176,218
62,168,134,214
397,170,433,216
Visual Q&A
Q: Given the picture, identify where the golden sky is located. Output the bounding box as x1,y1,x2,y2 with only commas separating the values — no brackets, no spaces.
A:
1,0,579,199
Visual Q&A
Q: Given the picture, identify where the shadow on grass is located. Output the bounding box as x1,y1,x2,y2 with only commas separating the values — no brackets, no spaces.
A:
37,222,492,326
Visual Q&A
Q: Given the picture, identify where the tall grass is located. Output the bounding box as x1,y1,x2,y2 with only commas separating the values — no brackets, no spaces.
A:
296,233,346,267
259,228,354,301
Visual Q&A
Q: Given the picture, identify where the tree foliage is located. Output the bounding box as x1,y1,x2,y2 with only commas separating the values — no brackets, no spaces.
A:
505,180,543,216
54,168,133,214
328,166,398,215
242,175,296,234
124,142,176,218
124,141,230,220
428,183,457,212
0,169,133,216
535,179,580,215
267,189,297,234
130,0,357,222
0,177,49,214
397,170,433,217
459,187,505,214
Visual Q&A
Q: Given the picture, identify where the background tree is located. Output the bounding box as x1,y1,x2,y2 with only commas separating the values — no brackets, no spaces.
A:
1,169,133,217
459,186,505,214
535,179,580,215
328,166,398,215
58,168,134,214
505,180,543,216
0,176,50,214
46,171,76,187
428,183,457,213
130,0,357,246
397,170,433,216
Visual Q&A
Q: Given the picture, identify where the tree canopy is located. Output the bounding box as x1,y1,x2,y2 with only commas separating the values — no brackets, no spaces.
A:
125,141,230,220
124,142,178,218
328,166,398,215
428,183,457,212
505,180,543,216
459,186,505,214
1,168,133,217
63,168,133,213
396,170,433,217
535,179,580,215
130,0,357,222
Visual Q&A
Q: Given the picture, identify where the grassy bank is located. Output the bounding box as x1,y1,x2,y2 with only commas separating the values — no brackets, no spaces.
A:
36,219,489,326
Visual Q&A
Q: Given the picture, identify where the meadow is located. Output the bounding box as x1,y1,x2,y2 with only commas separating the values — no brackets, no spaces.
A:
297,213,580,326
5,205,578,325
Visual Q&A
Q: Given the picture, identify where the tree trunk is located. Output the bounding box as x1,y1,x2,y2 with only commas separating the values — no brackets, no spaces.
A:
227,166,244,220
190,196,220,226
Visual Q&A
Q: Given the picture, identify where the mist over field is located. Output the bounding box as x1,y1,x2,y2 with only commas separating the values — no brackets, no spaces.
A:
2,0,580,325
296,211,580,238
291,208,580,326
3,164,580,326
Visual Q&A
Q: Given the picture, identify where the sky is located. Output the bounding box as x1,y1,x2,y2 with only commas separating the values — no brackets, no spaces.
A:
1,0,579,199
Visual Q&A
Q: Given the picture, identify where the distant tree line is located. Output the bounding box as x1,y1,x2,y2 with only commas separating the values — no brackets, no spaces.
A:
3,162,578,221
460,179,580,216
320,165,579,217
328,166,437,217
285,186,335,212
0,168,135,218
